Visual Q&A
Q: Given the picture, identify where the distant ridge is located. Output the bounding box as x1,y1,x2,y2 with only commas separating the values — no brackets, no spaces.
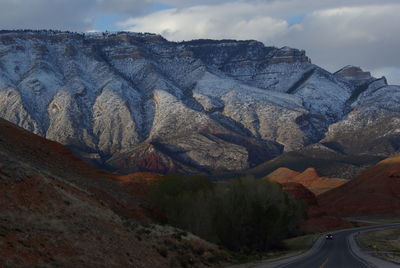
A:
0,30,399,176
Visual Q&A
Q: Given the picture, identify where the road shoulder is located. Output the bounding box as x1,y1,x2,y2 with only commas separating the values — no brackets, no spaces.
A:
227,224,400,268
348,226,400,268
251,235,325,268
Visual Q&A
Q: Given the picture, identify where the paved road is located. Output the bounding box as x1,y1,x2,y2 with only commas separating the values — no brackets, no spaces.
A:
281,228,367,268
255,224,400,268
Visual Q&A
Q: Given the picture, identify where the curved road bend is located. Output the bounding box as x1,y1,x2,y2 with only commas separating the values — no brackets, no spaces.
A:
255,224,400,268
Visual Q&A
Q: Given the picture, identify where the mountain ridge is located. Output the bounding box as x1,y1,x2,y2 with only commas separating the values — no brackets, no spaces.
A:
0,29,399,175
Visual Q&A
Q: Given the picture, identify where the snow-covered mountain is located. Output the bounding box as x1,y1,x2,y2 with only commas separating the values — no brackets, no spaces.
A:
0,30,399,175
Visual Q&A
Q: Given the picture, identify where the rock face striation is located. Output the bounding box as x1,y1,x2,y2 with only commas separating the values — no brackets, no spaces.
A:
266,167,347,195
0,30,399,175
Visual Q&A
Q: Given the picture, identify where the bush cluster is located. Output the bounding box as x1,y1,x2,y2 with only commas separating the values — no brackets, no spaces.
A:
149,175,306,252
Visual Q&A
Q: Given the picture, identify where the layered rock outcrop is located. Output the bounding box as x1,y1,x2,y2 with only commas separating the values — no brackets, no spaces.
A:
266,167,347,195
0,30,399,175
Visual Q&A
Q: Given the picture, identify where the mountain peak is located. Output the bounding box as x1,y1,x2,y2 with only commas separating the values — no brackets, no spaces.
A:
0,31,399,176
334,65,373,81
270,46,311,64
0,29,166,43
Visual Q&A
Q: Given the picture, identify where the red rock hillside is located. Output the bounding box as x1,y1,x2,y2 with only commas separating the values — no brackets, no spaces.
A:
267,167,347,195
280,182,352,232
0,118,228,267
0,117,155,221
281,182,317,206
319,154,400,216
265,167,300,181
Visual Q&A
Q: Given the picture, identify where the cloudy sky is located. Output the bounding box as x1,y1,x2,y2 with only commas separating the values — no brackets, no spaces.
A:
1,0,399,84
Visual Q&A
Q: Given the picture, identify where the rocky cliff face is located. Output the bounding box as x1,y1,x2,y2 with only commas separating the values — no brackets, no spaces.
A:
0,30,399,175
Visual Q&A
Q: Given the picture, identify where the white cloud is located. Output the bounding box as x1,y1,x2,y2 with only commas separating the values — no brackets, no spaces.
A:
96,0,154,14
157,0,231,7
0,0,399,83
120,1,400,77
281,4,400,72
119,3,291,41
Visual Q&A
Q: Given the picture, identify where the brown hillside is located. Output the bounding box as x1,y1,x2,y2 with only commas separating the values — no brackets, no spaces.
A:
112,172,163,201
267,167,347,195
266,167,300,181
318,154,400,216
0,118,228,267
280,182,352,232
281,182,317,206
0,117,152,221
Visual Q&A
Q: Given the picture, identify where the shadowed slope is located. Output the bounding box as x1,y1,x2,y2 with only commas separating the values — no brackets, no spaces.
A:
0,117,151,221
278,182,352,232
0,118,228,267
319,154,400,216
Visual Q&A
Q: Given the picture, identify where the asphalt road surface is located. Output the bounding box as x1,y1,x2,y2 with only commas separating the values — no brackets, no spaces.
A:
256,224,400,268
282,228,367,268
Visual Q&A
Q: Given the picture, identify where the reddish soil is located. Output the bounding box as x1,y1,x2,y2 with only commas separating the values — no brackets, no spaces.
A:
111,172,163,201
0,118,228,267
108,144,178,174
280,182,352,233
281,182,318,206
318,154,400,216
267,167,347,195
266,167,300,181
137,152,175,173
0,172,226,268
300,214,353,233
0,118,164,221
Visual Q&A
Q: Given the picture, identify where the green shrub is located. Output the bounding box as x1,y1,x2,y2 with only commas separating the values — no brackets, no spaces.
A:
149,175,306,252
213,177,305,251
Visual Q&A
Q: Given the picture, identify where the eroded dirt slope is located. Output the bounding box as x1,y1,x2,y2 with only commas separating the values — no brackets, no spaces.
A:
0,118,228,267
266,167,347,195
319,154,400,216
279,182,352,232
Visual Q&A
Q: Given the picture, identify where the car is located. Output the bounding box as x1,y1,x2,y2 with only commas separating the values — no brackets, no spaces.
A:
325,233,333,240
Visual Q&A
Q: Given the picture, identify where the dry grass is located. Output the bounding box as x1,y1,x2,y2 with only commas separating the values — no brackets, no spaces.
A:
362,217,400,224
0,170,229,268
358,227,400,264
226,233,319,268
0,118,230,268
283,233,319,251
346,216,400,225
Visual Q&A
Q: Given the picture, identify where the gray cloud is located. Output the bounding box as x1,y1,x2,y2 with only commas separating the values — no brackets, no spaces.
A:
372,67,400,85
0,0,399,84
279,5,400,70
96,0,153,14
156,0,232,7
120,0,400,84
0,0,154,31
0,0,95,30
